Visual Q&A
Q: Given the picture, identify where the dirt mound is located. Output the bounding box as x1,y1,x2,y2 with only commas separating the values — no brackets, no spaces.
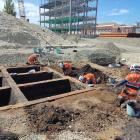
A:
24,105,80,133
89,42,121,66
73,42,121,66
0,12,72,48
95,42,121,56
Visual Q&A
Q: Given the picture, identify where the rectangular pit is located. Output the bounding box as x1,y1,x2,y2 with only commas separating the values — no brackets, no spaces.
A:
0,76,2,87
7,66,40,74
0,87,13,107
11,72,57,84
20,79,84,101
0,76,9,87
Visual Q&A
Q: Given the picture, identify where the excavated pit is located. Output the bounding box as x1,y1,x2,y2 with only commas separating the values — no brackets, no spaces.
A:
0,87,12,107
0,65,85,109
0,76,2,87
7,65,40,74
7,66,61,84
20,79,84,101
51,64,109,84
11,72,61,84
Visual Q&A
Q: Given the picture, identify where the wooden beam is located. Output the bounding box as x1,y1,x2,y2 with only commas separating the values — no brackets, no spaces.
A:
10,71,48,76
0,86,11,91
18,78,68,88
0,88,93,111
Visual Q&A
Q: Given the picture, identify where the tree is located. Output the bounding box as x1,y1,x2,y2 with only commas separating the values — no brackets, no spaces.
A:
3,0,16,16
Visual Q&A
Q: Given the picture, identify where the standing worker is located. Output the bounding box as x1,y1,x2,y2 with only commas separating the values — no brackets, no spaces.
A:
79,73,96,86
27,53,40,65
115,64,140,107
59,62,72,76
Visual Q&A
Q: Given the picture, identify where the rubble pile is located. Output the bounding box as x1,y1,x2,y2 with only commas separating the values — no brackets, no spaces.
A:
0,12,73,48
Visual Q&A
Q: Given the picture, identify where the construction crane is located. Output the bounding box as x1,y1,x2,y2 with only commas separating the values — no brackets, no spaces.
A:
18,0,26,20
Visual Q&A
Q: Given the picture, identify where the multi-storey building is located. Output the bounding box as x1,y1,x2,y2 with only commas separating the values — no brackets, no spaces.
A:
39,0,98,36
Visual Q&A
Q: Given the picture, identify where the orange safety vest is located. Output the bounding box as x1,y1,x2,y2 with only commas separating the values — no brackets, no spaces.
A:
28,54,38,65
119,73,140,100
84,73,96,84
64,63,72,69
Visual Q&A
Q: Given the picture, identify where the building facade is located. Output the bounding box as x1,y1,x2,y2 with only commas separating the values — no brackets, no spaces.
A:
39,0,98,36
134,23,140,33
96,22,135,35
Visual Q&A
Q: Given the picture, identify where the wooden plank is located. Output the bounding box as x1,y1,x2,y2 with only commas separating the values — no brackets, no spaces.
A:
12,71,54,84
10,70,48,76
0,88,93,111
0,86,10,91
18,78,68,88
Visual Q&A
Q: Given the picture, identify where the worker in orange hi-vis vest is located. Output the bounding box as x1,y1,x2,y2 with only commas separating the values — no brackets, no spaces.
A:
79,73,96,87
59,62,72,76
115,64,140,107
27,53,40,65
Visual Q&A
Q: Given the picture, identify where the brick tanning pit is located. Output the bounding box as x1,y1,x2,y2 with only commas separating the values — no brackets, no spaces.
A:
19,78,83,101
0,65,87,109
0,87,12,107
7,66,40,74
0,76,2,87
12,72,54,84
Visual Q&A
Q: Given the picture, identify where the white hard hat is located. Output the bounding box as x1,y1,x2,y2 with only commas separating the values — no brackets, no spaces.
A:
130,64,140,71
79,75,85,82
121,58,126,62
88,84,94,87
28,69,36,74
59,62,64,68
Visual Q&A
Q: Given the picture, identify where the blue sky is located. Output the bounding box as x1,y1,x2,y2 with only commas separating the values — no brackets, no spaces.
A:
98,0,140,24
0,0,140,25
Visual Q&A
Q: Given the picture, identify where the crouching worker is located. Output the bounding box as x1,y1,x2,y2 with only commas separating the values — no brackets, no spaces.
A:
115,64,140,107
79,73,96,87
59,62,72,76
27,53,40,65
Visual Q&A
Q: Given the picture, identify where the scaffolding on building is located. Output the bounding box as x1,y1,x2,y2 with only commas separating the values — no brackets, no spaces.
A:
39,0,98,36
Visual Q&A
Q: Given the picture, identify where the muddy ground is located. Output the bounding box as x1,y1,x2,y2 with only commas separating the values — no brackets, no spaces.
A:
0,84,137,140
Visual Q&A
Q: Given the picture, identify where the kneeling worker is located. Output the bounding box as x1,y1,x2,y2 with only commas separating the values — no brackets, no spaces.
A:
59,62,72,76
115,64,140,107
79,73,96,86
27,53,40,65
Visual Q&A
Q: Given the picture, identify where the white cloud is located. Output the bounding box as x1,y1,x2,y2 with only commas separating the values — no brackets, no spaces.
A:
24,2,40,24
0,0,40,24
14,1,39,24
108,9,129,16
